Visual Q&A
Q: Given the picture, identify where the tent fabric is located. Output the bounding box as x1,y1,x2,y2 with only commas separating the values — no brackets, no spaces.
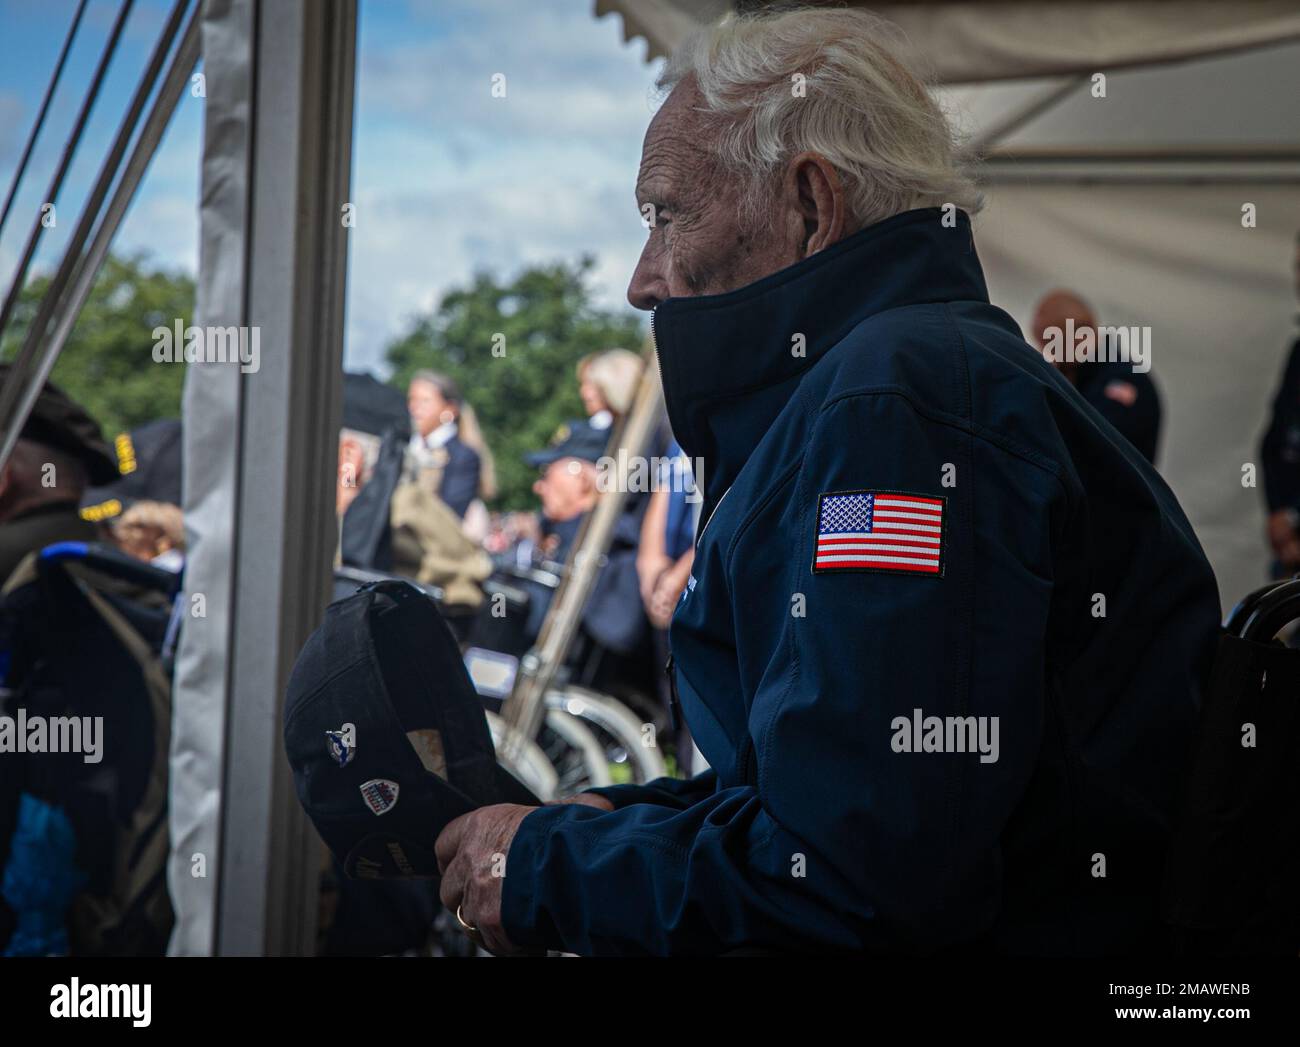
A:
971,180,1300,611
167,0,253,957
876,2,1300,84
943,39,1300,153
594,0,726,61
597,1,1300,83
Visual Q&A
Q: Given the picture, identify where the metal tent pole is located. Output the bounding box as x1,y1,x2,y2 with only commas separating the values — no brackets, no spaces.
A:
0,0,135,346
171,0,357,957
0,0,193,480
0,0,89,246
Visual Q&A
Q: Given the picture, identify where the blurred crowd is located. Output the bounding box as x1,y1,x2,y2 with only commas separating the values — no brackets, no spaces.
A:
332,348,699,756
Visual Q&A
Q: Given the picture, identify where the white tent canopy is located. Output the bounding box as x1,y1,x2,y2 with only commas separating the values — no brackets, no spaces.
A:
595,0,1300,82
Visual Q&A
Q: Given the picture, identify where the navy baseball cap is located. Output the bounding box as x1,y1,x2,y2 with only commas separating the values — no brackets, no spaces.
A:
284,579,538,880
0,362,119,485
81,418,182,522
524,419,609,468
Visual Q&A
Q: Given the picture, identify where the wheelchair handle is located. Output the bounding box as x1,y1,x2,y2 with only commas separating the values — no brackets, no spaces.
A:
1239,577,1300,643
39,541,180,596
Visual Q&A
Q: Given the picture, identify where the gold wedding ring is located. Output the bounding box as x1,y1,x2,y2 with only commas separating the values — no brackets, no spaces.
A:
456,903,483,944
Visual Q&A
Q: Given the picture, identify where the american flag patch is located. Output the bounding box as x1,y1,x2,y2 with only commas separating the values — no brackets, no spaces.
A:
813,490,945,576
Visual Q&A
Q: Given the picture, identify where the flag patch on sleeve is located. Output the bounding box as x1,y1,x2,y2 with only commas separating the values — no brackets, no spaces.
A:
813,490,945,576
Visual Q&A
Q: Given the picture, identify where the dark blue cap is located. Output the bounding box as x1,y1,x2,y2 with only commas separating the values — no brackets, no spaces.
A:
283,579,537,880
525,419,609,468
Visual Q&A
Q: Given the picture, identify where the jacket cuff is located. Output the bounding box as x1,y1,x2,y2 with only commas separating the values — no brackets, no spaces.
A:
500,803,568,949
578,784,653,809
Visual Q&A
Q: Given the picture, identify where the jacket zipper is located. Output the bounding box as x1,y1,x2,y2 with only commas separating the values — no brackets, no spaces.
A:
665,652,682,731
653,306,753,784
696,484,732,549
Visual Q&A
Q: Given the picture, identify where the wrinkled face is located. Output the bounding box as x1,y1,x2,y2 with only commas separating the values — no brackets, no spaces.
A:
407,379,451,438
533,458,594,521
627,80,799,310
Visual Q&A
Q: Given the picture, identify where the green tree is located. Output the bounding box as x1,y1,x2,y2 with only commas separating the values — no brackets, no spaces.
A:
1,253,195,440
385,257,644,509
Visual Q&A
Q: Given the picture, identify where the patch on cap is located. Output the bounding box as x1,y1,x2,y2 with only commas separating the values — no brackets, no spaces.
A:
1103,379,1138,407
326,723,356,768
80,498,123,523
115,431,137,474
360,778,400,816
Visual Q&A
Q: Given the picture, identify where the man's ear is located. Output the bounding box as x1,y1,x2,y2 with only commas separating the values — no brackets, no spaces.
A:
788,151,847,258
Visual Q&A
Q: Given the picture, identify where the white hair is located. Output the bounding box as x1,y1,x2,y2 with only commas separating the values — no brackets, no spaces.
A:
659,6,982,232
577,348,644,416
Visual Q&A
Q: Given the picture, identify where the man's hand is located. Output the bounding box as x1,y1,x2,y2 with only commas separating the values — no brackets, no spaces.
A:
648,554,693,629
435,803,536,955
637,551,672,609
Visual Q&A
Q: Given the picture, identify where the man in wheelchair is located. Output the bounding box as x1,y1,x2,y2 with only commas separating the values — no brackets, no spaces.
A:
467,420,660,732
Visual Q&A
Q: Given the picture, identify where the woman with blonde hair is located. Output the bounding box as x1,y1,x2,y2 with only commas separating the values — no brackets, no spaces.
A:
576,349,644,430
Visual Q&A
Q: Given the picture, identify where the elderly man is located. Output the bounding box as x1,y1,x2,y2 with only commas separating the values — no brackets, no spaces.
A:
435,8,1220,955
521,420,649,660
1259,232,1300,574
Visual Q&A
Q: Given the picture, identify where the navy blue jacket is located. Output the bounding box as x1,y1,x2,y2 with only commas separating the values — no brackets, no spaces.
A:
436,434,481,520
528,508,649,656
1075,361,1161,465
1261,334,1300,512
501,209,1221,955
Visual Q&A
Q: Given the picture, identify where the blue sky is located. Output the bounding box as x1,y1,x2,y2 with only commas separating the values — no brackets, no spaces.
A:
0,0,662,372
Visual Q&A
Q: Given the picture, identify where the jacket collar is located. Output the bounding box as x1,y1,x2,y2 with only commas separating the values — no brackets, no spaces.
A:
651,207,987,512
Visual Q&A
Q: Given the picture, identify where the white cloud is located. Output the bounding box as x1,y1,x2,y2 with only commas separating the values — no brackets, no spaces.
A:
344,0,660,373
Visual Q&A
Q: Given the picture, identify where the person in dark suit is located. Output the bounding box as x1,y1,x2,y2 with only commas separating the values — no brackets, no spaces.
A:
1259,233,1300,575
406,371,485,519
1032,289,1162,465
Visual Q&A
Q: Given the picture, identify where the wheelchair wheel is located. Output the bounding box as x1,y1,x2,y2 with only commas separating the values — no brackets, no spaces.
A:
486,711,558,802
537,710,613,796
545,686,667,785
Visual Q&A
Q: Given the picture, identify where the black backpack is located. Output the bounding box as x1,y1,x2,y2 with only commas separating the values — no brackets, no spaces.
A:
0,543,177,956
